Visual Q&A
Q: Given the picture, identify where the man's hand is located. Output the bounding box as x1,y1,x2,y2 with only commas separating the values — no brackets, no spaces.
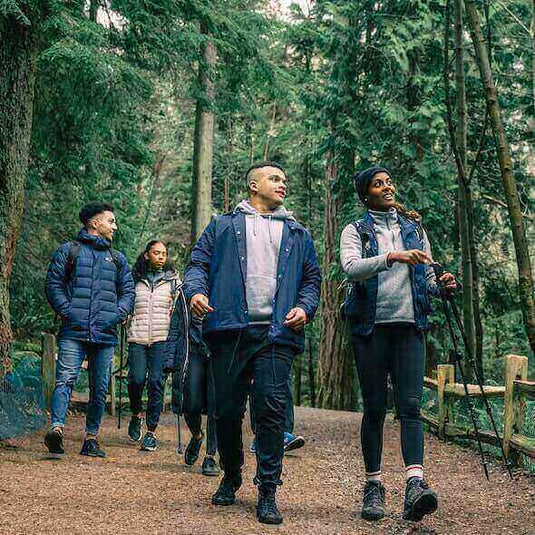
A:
190,293,214,318
388,249,432,267
284,307,307,332
438,272,457,293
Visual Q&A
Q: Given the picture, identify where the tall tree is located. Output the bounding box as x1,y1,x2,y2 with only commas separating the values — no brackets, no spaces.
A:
0,6,39,374
464,0,535,353
191,24,216,244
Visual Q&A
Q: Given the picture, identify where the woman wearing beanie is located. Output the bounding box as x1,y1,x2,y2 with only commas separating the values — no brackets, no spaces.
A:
340,166,456,522
127,240,184,451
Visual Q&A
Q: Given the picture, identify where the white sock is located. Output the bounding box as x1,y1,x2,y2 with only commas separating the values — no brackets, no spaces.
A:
405,464,424,480
366,470,382,483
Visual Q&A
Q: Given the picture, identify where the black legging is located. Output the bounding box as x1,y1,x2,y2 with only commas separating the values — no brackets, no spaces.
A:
351,324,425,475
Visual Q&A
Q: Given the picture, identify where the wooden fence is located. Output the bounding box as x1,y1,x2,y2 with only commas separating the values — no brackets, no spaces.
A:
422,354,535,465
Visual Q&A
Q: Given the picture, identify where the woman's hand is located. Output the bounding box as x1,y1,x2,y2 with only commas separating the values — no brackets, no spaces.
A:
438,272,457,293
387,250,431,267
190,293,214,318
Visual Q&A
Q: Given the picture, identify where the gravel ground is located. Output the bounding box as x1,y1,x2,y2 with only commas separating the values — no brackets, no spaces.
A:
0,406,534,535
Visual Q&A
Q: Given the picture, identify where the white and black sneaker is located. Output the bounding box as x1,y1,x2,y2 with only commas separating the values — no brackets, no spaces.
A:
140,432,158,452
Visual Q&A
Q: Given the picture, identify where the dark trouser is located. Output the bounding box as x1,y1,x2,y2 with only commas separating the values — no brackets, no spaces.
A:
183,343,217,456
207,326,295,489
249,371,294,435
351,324,425,475
127,342,167,431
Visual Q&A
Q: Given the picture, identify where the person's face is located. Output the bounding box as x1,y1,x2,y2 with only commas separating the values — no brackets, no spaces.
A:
366,172,396,211
249,166,288,208
145,242,167,270
90,211,117,241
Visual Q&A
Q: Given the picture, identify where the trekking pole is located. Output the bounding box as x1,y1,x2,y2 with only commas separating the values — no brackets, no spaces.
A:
431,263,490,480
117,324,125,429
439,272,514,480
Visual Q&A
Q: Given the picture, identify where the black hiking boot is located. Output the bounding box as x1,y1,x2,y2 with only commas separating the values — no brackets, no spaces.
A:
80,438,106,458
257,486,283,525
184,432,203,466
361,480,386,521
212,474,242,506
402,477,438,522
128,416,143,442
44,427,65,455
202,455,220,476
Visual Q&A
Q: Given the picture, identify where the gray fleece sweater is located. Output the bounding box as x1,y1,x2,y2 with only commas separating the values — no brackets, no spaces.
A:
340,208,435,324
235,200,296,324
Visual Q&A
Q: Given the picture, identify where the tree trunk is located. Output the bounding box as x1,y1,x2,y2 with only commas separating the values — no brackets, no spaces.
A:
464,0,535,353
316,157,354,410
0,19,37,375
191,26,216,244
454,0,481,378
308,338,316,408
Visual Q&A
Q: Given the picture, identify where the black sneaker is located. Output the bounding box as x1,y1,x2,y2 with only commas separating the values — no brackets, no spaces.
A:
80,438,106,458
257,486,283,525
184,432,203,466
140,432,158,452
212,474,242,506
402,477,438,522
202,455,220,476
128,416,143,442
44,427,65,455
361,480,386,521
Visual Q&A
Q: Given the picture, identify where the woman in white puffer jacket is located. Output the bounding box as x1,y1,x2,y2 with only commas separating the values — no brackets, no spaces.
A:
126,240,181,452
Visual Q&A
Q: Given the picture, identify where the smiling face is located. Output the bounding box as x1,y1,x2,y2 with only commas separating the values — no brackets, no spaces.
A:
366,172,396,211
90,210,117,241
248,166,288,209
144,242,167,270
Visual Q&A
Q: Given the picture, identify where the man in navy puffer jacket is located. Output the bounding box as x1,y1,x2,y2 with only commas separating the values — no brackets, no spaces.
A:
44,202,135,457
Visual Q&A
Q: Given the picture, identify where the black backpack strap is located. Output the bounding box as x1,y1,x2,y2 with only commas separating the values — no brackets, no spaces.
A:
65,241,82,281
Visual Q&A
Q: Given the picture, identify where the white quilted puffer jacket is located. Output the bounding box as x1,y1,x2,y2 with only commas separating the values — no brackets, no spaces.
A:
127,270,181,346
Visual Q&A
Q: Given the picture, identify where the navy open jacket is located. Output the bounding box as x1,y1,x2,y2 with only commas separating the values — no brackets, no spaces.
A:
45,229,135,346
184,211,322,353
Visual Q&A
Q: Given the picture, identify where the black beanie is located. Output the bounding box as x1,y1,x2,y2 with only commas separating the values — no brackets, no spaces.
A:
353,166,392,204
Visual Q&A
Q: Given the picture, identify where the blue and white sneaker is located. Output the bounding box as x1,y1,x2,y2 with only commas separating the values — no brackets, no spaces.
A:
283,432,305,453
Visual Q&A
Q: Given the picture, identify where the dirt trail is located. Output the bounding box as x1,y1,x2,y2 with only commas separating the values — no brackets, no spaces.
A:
1,406,534,534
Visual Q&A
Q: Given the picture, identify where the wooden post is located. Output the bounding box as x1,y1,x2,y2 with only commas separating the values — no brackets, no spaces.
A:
437,364,455,439
503,354,528,461
41,333,56,409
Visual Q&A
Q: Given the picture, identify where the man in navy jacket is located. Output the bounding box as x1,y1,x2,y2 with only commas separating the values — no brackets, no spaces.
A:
185,162,321,524
44,202,135,457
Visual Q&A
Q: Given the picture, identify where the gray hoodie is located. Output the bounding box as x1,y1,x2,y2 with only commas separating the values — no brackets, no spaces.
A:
340,208,435,324
235,200,296,324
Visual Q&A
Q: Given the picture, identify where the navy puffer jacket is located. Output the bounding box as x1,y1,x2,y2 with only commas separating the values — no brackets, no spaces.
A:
45,228,135,346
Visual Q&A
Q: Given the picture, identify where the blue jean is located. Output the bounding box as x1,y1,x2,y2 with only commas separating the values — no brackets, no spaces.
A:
127,342,167,431
50,338,115,435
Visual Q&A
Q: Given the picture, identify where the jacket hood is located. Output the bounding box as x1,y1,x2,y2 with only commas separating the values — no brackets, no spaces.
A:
77,228,112,250
235,199,296,221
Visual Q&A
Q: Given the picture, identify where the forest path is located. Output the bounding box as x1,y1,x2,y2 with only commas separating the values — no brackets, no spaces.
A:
1,406,533,535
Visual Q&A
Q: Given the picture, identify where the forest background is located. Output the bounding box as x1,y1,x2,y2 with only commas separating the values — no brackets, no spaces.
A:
1,0,533,411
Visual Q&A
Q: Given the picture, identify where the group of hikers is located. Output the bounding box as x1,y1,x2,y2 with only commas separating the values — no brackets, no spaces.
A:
43,162,457,525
